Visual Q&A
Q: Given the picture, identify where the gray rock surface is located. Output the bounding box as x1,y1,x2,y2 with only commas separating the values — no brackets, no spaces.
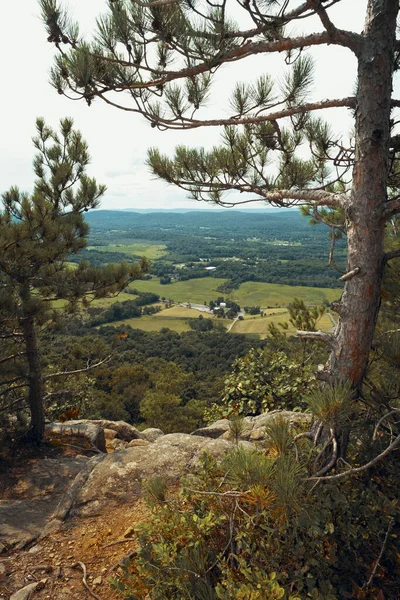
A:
73,433,253,517
0,456,88,546
67,419,146,441
10,582,39,600
193,411,311,443
141,428,164,442
46,421,106,452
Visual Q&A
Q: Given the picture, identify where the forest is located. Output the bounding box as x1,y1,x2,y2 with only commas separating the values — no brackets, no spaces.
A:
1,0,400,598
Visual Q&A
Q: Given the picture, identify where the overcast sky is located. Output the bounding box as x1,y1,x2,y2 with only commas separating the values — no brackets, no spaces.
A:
0,1,382,211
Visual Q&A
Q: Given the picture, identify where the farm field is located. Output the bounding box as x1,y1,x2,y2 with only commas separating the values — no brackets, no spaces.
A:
109,309,231,333
130,277,342,307
229,282,341,307
104,302,332,337
156,306,216,319
88,242,167,260
232,311,334,338
129,277,229,304
52,291,137,310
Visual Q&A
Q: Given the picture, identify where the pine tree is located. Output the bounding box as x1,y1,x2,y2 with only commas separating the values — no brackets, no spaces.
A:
0,118,148,444
39,0,400,392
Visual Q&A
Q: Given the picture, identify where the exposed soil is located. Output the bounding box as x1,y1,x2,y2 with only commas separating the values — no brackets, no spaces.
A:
0,435,150,599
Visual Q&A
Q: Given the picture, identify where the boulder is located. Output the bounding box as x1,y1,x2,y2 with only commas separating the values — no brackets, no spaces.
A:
108,438,129,451
103,428,118,441
128,439,150,447
0,456,88,546
192,419,231,438
141,428,164,442
66,419,146,441
46,422,106,452
72,433,254,517
193,411,311,443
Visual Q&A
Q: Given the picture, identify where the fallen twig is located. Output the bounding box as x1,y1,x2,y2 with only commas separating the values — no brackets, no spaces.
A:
72,561,104,600
363,518,393,589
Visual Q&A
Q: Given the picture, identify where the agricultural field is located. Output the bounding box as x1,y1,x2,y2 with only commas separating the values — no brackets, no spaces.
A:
232,311,334,338
229,282,341,307
110,306,230,333
88,242,167,260
130,277,341,308
155,306,216,319
129,277,229,304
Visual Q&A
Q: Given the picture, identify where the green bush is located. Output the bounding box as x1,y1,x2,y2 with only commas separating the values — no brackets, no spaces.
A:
111,410,400,599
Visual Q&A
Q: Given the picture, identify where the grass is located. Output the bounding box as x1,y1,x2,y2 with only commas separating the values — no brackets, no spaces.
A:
99,304,231,333
229,282,341,308
88,243,167,260
129,277,229,304
232,311,334,338
130,278,341,308
155,306,216,319
113,316,193,333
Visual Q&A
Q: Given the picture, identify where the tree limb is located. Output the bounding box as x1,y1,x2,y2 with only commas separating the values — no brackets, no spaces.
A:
0,352,25,365
296,330,334,344
382,197,400,221
384,247,400,262
308,0,339,37
338,267,361,281
306,434,400,481
43,355,112,381
99,91,355,130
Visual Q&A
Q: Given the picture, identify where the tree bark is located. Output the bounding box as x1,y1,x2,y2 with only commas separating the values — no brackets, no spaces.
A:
20,297,45,444
329,0,399,388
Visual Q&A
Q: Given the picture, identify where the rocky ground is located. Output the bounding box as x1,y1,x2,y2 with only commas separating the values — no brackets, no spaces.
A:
0,412,309,599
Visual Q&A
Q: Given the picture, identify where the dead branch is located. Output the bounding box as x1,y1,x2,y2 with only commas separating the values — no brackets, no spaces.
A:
363,518,394,589
43,355,112,380
296,330,334,344
384,247,400,261
314,430,338,477
307,433,400,481
72,561,103,600
107,551,137,575
373,410,400,440
338,267,361,281
0,352,25,365
183,488,250,498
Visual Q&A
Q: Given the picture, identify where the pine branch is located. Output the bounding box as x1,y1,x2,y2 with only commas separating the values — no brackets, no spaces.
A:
113,97,355,131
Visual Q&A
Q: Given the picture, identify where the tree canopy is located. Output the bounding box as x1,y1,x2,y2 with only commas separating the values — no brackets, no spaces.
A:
40,0,400,392
0,118,148,443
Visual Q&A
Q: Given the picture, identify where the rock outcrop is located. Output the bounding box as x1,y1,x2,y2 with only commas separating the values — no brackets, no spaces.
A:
72,433,254,517
1,411,309,550
192,410,311,442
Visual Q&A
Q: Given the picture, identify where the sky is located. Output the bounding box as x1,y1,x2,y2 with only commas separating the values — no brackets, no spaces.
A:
0,1,374,211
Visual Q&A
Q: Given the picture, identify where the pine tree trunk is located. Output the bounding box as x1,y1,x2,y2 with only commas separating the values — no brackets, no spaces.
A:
329,0,398,388
20,294,45,444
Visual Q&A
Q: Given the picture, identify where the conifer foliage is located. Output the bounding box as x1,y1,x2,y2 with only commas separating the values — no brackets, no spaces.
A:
40,0,400,390
0,118,148,444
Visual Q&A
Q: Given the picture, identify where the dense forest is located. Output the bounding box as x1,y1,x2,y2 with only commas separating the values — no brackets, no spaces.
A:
71,210,347,289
